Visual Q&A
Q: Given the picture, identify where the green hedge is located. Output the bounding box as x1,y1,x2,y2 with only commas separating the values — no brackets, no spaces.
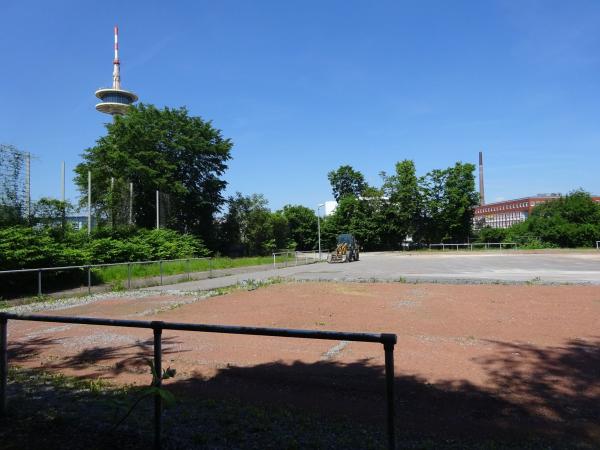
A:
0,226,208,271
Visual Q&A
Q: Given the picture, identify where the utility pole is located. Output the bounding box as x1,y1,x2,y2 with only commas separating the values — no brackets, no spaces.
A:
479,151,485,206
25,152,31,219
61,161,66,229
87,171,91,235
156,190,159,229
129,182,133,225
60,161,65,202
110,177,115,228
317,203,325,260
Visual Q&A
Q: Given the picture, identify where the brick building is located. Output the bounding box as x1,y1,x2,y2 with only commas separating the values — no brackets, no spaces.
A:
474,194,600,229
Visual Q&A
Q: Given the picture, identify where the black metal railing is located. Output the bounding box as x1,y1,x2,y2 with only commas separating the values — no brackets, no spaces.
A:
0,313,397,450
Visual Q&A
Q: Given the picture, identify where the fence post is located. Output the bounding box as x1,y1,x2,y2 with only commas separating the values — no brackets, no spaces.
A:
0,316,7,417
186,259,190,281
208,258,213,279
87,266,91,295
37,269,42,297
151,322,163,450
383,334,397,450
159,260,163,286
273,254,276,269
127,263,131,290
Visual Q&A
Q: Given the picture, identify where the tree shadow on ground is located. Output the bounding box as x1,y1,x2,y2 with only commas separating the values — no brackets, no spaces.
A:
8,336,185,377
474,338,600,425
7,336,60,362
6,336,599,448
163,338,599,447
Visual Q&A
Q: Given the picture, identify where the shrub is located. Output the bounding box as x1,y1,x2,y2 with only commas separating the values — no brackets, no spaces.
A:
0,226,208,270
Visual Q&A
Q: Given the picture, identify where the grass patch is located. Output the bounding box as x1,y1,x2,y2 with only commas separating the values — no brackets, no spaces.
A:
92,255,296,286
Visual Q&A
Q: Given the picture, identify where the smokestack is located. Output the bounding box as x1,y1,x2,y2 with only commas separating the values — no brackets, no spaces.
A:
112,25,121,90
479,151,485,206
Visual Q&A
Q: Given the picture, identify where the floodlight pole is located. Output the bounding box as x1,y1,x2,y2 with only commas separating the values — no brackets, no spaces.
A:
87,171,91,236
156,190,159,230
60,161,65,202
317,203,325,260
129,182,133,225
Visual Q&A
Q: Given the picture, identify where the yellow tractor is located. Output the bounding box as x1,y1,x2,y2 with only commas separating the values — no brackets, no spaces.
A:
327,234,360,263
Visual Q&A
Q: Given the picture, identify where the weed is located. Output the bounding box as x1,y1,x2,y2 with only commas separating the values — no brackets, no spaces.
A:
526,276,542,285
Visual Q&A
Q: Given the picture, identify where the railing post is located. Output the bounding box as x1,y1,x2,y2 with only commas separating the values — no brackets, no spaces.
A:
152,322,163,450
159,260,163,286
0,315,7,417
87,266,91,295
382,334,397,450
127,263,132,290
37,269,42,297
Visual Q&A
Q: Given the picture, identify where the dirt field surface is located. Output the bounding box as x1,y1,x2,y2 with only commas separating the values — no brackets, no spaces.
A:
5,281,600,447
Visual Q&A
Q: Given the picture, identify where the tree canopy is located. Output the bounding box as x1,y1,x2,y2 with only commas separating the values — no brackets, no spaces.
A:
74,104,232,244
322,160,479,250
506,190,600,247
327,165,367,201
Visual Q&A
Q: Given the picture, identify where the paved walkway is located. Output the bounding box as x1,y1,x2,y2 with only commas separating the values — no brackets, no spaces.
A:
147,251,600,291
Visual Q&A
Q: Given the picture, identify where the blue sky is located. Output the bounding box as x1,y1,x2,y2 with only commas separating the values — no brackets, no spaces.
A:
1,0,599,211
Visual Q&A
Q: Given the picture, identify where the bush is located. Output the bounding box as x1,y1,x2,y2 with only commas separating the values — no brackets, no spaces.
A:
0,226,208,270
476,227,508,243
504,191,600,248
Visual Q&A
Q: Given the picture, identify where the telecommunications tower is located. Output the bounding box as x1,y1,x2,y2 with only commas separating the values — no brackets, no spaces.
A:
95,26,138,116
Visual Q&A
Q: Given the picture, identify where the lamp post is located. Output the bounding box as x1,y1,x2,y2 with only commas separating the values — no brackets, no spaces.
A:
317,203,325,260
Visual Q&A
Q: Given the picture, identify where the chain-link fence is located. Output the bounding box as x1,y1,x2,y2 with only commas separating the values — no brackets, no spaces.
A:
0,145,30,225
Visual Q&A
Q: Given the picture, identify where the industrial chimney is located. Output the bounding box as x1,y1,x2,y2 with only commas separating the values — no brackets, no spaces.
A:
478,151,485,206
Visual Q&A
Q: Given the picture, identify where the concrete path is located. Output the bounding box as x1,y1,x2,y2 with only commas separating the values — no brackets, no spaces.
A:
148,251,600,291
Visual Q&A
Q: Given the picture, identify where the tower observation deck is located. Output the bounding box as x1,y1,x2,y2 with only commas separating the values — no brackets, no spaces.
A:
95,26,138,116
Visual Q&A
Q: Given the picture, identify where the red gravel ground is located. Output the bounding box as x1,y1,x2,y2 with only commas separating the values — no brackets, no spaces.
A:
7,282,600,446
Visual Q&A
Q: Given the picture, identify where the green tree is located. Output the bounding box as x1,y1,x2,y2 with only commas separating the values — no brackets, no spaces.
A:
511,190,600,247
74,104,232,244
322,195,384,251
33,197,72,230
280,204,318,250
327,165,367,201
418,163,478,243
270,212,291,251
418,168,448,243
443,162,478,241
220,193,280,256
382,160,420,247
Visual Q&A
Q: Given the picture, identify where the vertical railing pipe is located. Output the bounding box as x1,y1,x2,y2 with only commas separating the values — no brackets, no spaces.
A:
152,322,163,450
37,269,42,297
0,316,7,416
127,263,132,290
159,260,163,286
383,334,397,450
87,266,91,295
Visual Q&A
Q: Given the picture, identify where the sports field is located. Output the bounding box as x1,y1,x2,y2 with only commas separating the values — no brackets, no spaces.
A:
4,273,599,448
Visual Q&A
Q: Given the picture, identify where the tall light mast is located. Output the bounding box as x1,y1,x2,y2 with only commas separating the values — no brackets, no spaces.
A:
95,26,138,116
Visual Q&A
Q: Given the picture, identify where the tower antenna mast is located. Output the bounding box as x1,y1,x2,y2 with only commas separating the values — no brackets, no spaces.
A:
95,25,138,116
